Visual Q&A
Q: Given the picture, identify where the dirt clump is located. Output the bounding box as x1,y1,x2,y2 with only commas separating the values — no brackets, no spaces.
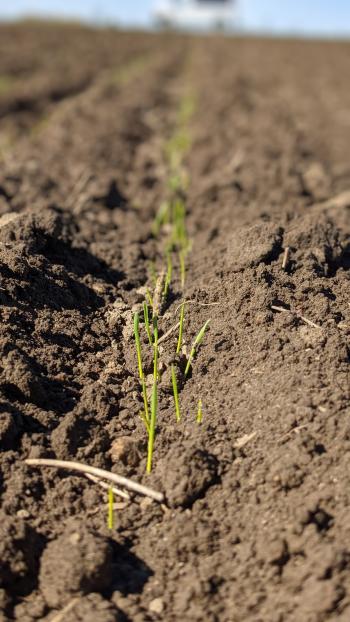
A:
39,521,113,608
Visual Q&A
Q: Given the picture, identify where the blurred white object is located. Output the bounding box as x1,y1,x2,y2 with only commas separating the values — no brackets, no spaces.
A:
154,0,236,31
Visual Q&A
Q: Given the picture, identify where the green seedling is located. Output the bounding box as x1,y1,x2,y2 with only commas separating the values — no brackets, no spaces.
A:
111,55,150,86
146,288,154,309
179,250,186,289
153,315,159,381
171,365,181,422
152,201,170,236
176,301,185,354
147,316,159,473
133,312,150,427
134,312,143,380
143,302,152,346
185,319,211,377
197,399,203,424
0,75,13,95
165,130,191,170
108,488,114,530
148,261,158,287
178,93,196,125
163,251,173,299
172,197,187,247
147,379,158,473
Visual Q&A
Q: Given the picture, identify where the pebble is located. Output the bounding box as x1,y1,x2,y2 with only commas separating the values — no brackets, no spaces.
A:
149,598,164,615
16,509,30,519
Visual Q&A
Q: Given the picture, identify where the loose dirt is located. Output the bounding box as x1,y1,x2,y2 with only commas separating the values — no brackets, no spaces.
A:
1,24,350,622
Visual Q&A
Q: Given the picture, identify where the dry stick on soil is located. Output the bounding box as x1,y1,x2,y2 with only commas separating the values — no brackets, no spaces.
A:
25,459,164,502
282,246,290,270
51,598,80,622
85,473,130,500
157,321,180,346
271,305,322,329
173,299,220,315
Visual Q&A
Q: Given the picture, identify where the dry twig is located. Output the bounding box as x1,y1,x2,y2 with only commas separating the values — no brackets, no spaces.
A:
51,598,80,622
158,321,180,345
271,305,322,329
85,473,130,500
282,247,290,270
25,458,164,502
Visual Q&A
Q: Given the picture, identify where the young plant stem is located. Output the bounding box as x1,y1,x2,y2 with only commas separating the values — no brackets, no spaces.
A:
147,380,158,473
171,365,181,422
153,316,159,381
134,312,150,426
108,487,114,529
134,312,143,381
146,288,154,308
185,319,210,377
179,250,186,289
147,316,159,473
173,197,187,247
143,302,152,345
163,251,173,299
197,399,203,424
152,200,170,237
176,301,185,354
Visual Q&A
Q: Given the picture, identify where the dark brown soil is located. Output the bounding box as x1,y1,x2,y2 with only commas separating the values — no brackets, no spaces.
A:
1,25,350,622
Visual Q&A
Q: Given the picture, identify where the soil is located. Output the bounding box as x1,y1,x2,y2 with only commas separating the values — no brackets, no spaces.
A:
1,23,350,622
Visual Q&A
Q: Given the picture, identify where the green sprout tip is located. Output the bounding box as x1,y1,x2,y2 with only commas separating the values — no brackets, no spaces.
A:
171,365,181,422
197,399,203,424
185,319,210,377
176,301,185,354
108,488,114,530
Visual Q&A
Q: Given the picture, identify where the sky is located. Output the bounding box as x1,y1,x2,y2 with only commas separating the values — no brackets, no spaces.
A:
0,0,349,36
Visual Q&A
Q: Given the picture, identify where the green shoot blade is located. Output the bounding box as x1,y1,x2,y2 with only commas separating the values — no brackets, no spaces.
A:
163,251,173,299
152,200,170,237
153,316,159,381
141,378,150,426
146,288,154,308
143,302,152,346
171,365,181,422
108,488,114,530
179,250,186,289
176,301,185,354
147,316,159,473
197,399,203,424
133,313,143,381
139,409,150,434
185,319,210,377
147,380,158,473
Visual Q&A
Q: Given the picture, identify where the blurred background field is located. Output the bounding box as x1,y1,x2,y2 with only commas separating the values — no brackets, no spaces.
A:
0,0,349,37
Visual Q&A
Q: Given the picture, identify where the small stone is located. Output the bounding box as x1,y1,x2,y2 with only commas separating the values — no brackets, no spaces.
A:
139,497,153,511
149,597,164,615
110,436,141,467
16,509,30,519
69,532,81,545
